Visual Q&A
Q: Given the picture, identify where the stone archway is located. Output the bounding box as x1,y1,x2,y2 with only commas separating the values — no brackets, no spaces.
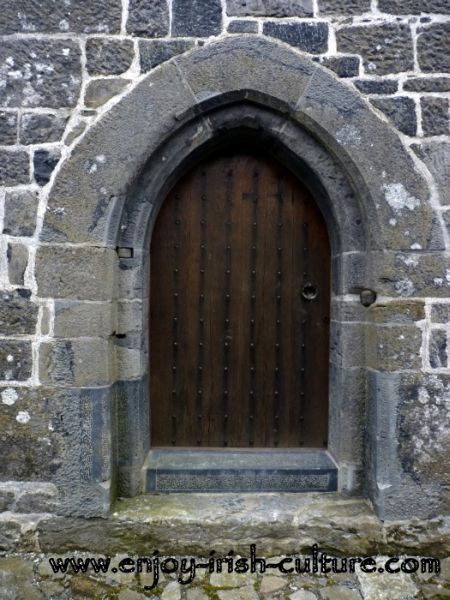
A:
36,36,442,519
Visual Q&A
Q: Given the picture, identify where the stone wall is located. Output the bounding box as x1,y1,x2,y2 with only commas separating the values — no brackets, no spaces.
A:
0,0,449,542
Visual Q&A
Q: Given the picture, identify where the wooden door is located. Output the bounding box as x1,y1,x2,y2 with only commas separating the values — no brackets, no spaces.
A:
150,150,330,448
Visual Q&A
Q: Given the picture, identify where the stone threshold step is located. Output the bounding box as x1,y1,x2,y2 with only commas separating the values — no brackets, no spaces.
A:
143,448,337,493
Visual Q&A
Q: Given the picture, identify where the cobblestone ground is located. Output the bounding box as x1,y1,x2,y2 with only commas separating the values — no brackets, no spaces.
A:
1,553,449,599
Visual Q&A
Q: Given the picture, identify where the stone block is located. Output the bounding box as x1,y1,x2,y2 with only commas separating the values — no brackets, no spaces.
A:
0,150,29,185
14,482,58,513
0,289,38,335
412,142,449,205
227,0,313,17
33,149,60,186
319,0,370,14
7,243,28,286
379,0,449,13
354,79,398,95
0,489,15,512
429,329,447,368
366,324,422,371
403,76,450,92
263,22,329,54
86,38,135,76
370,97,417,136
421,97,449,136
0,341,32,381
367,300,425,324
139,40,195,72
0,40,81,108
0,0,121,34
172,0,222,37
430,303,450,323
127,0,169,37
35,246,116,301
84,78,130,108
336,24,413,75
227,20,259,34
54,300,114,338
0,111,17,145
417,23,450,72
20,112,68,145
319,56,360,78
3,190,39,237
39,339,111,386
329,322,366,368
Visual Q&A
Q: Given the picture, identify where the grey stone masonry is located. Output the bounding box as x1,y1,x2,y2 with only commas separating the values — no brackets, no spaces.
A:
403,77,450,92
263,22,329,53
19,112,69,145
85,38,135,76
371,97,417,136
0,111,18,145
379,0,450,14
421,97,449,136
228,0,314,17
227,20,259,34
0,289,37,335
7,243,28,286
0,150,29,186
127,0,169,37
172,0,222,37
318,0,371,15
3,190,39,237
139,40,195,72
417,23,450,72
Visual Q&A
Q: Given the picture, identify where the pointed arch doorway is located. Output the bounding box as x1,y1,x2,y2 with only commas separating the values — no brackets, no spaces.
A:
147,145,335,491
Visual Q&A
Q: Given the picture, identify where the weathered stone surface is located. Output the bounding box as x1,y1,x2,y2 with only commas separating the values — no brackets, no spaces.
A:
353,79,399,94
84,78,130,109
139,40,195,72
421,97,449,136
320,586,361,600
0,0,121,34
403,76,450,92
54,300,114,338
172,0,222,37
429,329,448,368
367,324,422,371
210,571,256,588
127,0,169,37
289,592,317,600
217,587,259,600
263,22,329,53
397,373,450,485
3,190,39,237
368,300,425,324
14,483,58,513
0,111,17,145
430,303,450,323
336,24,413,75
370,96,417,136
417,23,450,72
357,563,418,600
228,0,313,17
0,341,32,381
33,149,60,185
36,246,116,300
7,243,28,286
379,0,449,13
319,56,360,78
227,20,259,34
86,38,135,76
412,142,450,205
0,290,37,335
0,40,81,107
64,120,87,145
260,575,287,594
319,0,370,14
0,150,29,185
20,112,68,144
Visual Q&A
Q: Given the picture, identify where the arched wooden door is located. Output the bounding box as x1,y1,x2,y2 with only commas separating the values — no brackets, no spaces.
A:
150,150,330,448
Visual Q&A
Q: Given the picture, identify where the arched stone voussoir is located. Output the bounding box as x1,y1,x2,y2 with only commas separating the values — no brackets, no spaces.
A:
41,35,439,251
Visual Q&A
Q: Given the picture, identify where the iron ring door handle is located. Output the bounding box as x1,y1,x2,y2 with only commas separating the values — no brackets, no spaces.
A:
301,282,318,300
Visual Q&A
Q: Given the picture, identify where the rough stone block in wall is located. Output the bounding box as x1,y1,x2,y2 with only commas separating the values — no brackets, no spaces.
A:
3,190,39,237
139,40,195,72
0,112,18,145
367,325,423,371
443,211,450,237
0,290,38,336
429,329,448,368
86,39,135,76
33,149,60,186
403,77,450,92
421,98,449,136
378,0,450,14
0,341,32,381
318,0,370,15
417,23,450,73
370,97,417,136
227,20,259,34
354,79,399,95
412,142,450,205
431,304,450,323
0,0,122,34
319,56,360,78
19,113,68,145
172,0,222,37
84,78,130,109
7,243,28,286
0,40,81,108
227,0,313,17
263,22,329,54
0,150,29,186
336,24,414,75
127,0,169,37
